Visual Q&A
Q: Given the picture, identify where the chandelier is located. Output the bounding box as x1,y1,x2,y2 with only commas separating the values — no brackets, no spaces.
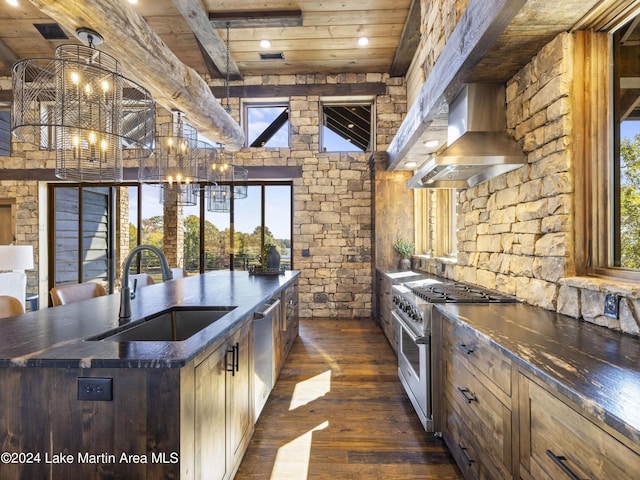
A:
11,28,154,182
140,111,213,206
203,148,249,212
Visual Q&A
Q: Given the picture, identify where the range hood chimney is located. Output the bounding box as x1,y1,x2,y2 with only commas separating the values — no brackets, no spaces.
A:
407,84,525,188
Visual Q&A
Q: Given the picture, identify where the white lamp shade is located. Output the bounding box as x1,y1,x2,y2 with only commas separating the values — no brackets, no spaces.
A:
0,245,34,270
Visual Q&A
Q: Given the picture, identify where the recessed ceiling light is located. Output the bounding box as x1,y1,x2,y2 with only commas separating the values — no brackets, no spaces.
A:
404,161,417,168
128,0,138,4
6,0,19,6
424,139,440,149
348,123,354,129
358,37,369,47
260,39,272,49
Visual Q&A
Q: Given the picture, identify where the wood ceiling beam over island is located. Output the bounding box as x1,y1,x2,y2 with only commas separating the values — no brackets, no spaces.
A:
25,0,245,150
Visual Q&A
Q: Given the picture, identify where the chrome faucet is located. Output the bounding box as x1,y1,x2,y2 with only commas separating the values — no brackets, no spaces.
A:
119,245,173,320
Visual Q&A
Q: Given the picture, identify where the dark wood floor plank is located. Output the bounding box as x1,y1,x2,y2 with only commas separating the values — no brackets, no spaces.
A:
234,318,462,479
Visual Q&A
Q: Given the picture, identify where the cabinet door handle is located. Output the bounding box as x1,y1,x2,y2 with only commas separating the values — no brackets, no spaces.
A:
234,342,240,372
456,343,475,355
458,444,474,466
546,450,583,480
457,387,477,404
227,346,236,376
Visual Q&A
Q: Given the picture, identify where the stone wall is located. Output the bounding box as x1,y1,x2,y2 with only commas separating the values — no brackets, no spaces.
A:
0,181,39,295
452,32,575,304
414,32,640,336
216,73,406,318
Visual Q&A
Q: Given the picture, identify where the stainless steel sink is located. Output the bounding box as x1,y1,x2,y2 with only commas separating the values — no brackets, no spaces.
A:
89,306,237,342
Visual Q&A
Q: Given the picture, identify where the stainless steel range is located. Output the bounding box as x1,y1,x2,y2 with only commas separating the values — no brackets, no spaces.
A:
392,279,517,432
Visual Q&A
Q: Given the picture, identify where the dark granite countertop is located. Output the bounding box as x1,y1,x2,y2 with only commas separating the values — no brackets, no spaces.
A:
435,302,640,446
0,270,299,369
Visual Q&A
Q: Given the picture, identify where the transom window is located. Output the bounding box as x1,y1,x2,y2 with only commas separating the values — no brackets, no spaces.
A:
244,102,290,148
321,100,373,152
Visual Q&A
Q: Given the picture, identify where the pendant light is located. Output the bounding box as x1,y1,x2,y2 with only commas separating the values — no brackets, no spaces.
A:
11,28,154,182
205,23,248,213
140,111,213,206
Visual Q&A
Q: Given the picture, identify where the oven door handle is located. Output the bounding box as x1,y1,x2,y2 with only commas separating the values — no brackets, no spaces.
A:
392,310,428,344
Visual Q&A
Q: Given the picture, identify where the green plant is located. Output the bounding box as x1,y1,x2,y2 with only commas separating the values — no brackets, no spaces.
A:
394,238,414,259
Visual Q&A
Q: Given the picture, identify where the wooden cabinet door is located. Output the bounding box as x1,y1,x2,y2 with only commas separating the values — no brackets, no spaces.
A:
227,321,253,471
519,373,640,480
195,343,228,480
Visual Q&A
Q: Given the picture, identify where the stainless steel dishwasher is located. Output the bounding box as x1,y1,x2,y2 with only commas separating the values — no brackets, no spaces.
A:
253,297,281,420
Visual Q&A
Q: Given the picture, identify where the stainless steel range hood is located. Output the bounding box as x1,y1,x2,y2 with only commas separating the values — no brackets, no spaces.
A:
407,84,525,188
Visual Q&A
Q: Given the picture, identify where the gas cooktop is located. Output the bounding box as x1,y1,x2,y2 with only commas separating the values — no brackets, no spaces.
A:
405,280,518,304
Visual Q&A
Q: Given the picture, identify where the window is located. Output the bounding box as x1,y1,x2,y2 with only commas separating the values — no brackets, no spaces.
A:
321,100,373,152
0,110,10,156
578,8,640,280
49,185,114,291
49,181,293,293
244,102,290,147
613,13,640,271
415,188,457,257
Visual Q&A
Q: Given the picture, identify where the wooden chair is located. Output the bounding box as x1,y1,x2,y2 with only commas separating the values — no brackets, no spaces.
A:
49,282,107,307
0,295,25,319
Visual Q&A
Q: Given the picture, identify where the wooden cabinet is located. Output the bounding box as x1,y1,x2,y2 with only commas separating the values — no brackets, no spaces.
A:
195,339,228,480
194,318,253,480
376,271,397,353
435,309,640,480
438,312,514,479
519,373,640,480
227,321,252,472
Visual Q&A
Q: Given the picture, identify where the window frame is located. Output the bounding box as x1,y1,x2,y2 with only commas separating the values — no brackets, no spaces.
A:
48,181,294,294
415,188,457,258
319,96,375,153
576,10,640,281
242,99,291,148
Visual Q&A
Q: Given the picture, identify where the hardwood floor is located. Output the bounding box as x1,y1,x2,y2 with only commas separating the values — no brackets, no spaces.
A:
234,318,462,479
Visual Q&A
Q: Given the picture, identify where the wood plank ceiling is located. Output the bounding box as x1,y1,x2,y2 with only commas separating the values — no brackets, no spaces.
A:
0,0,416,79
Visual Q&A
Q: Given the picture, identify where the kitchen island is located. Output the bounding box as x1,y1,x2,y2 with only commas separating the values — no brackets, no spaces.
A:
0,270,299,480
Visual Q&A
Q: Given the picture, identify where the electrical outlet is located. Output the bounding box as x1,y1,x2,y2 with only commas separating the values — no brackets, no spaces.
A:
78,377,113,401
603,293,620,319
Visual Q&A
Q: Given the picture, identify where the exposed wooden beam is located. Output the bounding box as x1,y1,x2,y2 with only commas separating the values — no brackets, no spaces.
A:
211,82,387,99
0,166,302,181
173,0,242,80
26,0,245,150
386,0,527,170
209,10,303,29
390,0,421,77
0,82,388,105
0,38,19,77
